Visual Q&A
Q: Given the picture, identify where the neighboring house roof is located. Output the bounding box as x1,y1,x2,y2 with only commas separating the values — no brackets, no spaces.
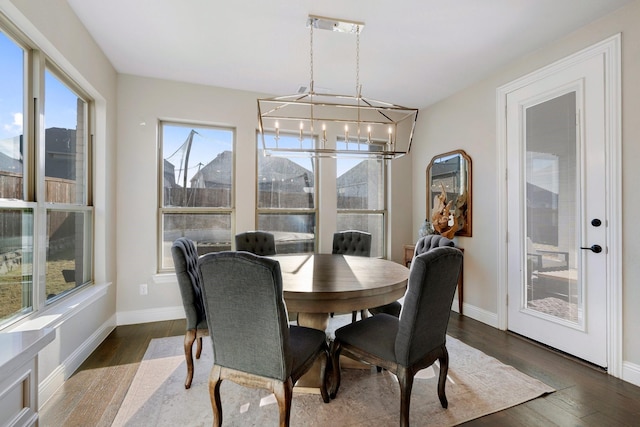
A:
0,151,22,174
431,157,460,180
257,155,314,187
171,149,378,197
190,150,233,188
0,128,77,179
184,150,316,191
337,160,378,197
163,159,176,188
44,127,77,180
526,182,557,209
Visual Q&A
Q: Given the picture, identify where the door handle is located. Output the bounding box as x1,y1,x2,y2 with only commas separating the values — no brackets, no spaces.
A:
580,244,602,253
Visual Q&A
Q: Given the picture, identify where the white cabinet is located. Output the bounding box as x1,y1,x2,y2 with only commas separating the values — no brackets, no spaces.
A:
0,329,55,427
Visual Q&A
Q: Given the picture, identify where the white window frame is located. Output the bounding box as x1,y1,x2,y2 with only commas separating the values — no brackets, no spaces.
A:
157,121,235,272
0,19,94,329
335,140,388,258
256,131,318,253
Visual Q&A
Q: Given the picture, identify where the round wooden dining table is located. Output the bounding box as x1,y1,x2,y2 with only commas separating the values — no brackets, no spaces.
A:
271,253,409,390
273,253,409,329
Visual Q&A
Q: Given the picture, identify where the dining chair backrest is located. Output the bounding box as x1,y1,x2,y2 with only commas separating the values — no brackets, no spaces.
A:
235,231,277,256
395,246,463,366
171,237,206,330
414,234,455,257
199,251,291,380
332,230,372,257
171,237,209,389
332,230,373,322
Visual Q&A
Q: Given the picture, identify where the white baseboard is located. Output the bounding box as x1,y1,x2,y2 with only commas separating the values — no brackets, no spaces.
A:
622,361,640,387
39,314,116,408
116,306,185,326
456,300,500,329
118,302,500,330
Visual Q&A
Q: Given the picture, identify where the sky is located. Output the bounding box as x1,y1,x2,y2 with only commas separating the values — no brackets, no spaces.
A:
0,31,23,157
163,124,233,186
1,31,80,159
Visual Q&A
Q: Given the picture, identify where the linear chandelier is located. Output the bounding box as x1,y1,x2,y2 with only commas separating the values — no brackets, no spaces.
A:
257,15,419,159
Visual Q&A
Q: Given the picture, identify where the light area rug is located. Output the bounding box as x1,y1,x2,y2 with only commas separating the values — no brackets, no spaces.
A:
113,329,553,426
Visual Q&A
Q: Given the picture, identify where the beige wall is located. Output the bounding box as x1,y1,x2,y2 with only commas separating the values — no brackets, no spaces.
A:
115,76,263,319
115,75,414,322
410,0,640,381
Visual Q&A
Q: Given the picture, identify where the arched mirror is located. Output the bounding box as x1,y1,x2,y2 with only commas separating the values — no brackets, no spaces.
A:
426,150,472,238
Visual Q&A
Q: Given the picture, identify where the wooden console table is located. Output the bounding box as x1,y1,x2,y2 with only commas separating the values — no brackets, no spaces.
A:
403,244,464,315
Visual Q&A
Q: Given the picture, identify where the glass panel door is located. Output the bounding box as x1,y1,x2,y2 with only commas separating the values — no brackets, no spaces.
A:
525,92,580,324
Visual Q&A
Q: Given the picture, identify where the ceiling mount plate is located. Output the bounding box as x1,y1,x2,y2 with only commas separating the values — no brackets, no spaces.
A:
307,15,364,34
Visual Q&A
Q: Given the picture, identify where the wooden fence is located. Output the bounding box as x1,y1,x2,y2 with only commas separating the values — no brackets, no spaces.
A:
1,173,77,240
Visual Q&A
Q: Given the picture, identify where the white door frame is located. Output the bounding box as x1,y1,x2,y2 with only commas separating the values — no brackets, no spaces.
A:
496,34,622,377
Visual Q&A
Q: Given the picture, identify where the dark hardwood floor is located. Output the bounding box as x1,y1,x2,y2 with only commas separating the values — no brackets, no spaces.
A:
39,314,640,426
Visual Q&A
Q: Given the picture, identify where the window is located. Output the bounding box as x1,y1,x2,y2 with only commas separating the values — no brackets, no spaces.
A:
257,133,316,253
43,68,92,302
336,140,386,257
159,123,234,270
0,24,94,328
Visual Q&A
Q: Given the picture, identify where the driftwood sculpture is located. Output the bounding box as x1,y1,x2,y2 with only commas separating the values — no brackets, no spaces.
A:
431,183,466,239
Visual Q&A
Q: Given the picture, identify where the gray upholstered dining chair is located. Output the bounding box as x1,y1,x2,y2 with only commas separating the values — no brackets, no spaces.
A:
414,234,456,257
332,230,372,322
369,234,455,318
235,230,277,255
171,237,208,389
329,246,463,427
332,230,372,257
198,251,330,427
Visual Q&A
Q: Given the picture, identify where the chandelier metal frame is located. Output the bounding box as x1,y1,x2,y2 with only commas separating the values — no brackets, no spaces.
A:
257,15,418,159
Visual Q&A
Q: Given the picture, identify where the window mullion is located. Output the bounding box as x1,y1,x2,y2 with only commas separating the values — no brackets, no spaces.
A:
32,50,47,311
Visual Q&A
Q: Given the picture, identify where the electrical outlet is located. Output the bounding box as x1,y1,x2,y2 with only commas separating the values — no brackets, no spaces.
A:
139,283,148,295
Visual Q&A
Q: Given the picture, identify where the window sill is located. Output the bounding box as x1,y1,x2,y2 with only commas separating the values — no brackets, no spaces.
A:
152,273,177,285
6,283,112,332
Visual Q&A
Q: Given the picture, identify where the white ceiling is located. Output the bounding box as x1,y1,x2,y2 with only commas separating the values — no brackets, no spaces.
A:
66,0,631,109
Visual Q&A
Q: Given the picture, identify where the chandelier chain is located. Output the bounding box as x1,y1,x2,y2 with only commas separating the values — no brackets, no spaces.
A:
356,26,360,96
309,22,314,91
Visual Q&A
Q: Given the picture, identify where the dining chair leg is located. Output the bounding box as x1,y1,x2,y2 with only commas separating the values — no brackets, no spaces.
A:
318,350,330,403
437,346,449,408
273,378,294,427
196,335,203,359
329,340,342,398
183,329,196,389
397,366,414,427
209,365,223,427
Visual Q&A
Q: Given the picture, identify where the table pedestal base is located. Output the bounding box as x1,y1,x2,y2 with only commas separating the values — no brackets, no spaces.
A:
294,311,375,394
295,312,329,390
297,312,330,330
